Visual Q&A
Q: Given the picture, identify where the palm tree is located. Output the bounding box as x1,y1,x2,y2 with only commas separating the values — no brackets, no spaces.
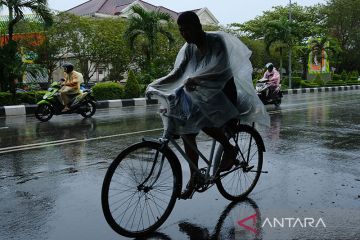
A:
1,0,53,41
125,5,174,67
263,17,297,80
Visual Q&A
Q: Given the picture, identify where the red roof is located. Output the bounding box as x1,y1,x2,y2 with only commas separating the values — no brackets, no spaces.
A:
67,0,180,19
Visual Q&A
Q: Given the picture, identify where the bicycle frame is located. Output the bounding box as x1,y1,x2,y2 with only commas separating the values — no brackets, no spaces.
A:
143,125,253,192
143,94,259,189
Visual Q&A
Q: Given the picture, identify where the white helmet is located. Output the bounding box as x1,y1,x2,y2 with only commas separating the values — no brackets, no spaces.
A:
265,62,273,68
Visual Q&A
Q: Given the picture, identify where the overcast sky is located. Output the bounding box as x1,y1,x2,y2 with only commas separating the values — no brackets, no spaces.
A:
47,0,326,24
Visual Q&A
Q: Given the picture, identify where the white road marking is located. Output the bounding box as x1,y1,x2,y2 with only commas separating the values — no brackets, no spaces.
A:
0,138,77,151
0,129,163,154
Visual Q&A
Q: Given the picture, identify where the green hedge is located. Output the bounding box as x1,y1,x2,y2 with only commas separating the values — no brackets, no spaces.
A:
0,91,47,106
345,81,360,85
17,91,47,104
300,80,319,88
325,80,346,86
0,92,16,105
92,81,124,100
332,74,341,81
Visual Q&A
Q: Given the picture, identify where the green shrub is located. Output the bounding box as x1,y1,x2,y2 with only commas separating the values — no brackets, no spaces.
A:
300,80,319,88
349,77,358,81
292,72,303,78
314,74,325,87
0,91,47,106
325,80,346,86
280,84,288,91
139,84,147,97
124,70,141,99
282,77,289,87
340,70,348,81
290,77,302,88
17,91,47,104
345,77,360,85
0,92,17,106
332,74,341,81
252,72,264,82
350,70,359,78
138,73,153,85
92,81,124,100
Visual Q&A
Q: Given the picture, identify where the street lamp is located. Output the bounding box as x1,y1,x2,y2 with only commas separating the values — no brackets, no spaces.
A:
288,0,292,89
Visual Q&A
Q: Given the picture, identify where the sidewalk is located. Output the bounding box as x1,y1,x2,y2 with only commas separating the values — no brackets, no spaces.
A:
0,85,359,117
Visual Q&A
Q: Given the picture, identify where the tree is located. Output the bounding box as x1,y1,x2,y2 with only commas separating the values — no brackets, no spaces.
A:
0,41,20,91
1,0,52,41
49,13,131,83
125,5,175,70
0,1,52,92
325,0,360,72
124,70,140,98
239,37,267,75
263,17,295,80
94,17,132,81
31,32,65,82
233,4,326,78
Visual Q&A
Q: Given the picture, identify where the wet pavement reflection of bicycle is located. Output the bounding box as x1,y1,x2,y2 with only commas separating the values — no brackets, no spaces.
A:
134,198,262,240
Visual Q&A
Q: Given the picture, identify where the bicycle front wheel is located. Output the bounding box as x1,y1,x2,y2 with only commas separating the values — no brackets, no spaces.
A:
101,141,181,238
215,125,264,201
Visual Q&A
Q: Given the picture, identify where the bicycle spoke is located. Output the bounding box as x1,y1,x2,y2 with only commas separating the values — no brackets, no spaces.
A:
102,142,178,236
216,125,263,200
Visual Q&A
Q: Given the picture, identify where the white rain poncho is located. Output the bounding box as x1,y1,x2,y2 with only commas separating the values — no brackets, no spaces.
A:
146,31,270,134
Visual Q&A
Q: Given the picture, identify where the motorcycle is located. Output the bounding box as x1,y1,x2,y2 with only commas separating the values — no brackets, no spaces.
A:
35,81,97,122
255,78,283,107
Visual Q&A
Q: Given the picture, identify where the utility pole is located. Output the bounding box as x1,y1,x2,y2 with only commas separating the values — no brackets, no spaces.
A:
288,0,292,89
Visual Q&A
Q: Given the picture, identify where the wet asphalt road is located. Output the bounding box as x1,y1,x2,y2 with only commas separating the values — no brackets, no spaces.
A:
0,90,359,240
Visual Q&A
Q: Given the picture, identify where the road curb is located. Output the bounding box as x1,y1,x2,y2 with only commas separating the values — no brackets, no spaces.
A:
0,85,359,117
282,85,360,95
0,98,159,117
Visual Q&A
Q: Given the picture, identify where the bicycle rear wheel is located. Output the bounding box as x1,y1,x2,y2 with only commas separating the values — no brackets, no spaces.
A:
101,141,181,238
215,125,264,201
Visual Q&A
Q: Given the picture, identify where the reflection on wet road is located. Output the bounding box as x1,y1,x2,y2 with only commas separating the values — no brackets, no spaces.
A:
0,91,359,240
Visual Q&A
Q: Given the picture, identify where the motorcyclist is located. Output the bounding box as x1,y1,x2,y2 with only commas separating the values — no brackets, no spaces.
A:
59,63,84,112
261,63,280,97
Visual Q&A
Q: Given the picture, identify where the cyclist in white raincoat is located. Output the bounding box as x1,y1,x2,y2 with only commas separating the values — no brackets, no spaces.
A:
146,11,269,199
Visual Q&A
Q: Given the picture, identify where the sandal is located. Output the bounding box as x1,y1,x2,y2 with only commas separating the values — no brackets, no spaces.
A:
62,107,70,112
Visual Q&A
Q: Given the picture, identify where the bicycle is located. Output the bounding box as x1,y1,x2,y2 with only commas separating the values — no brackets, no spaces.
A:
101,94,267,238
